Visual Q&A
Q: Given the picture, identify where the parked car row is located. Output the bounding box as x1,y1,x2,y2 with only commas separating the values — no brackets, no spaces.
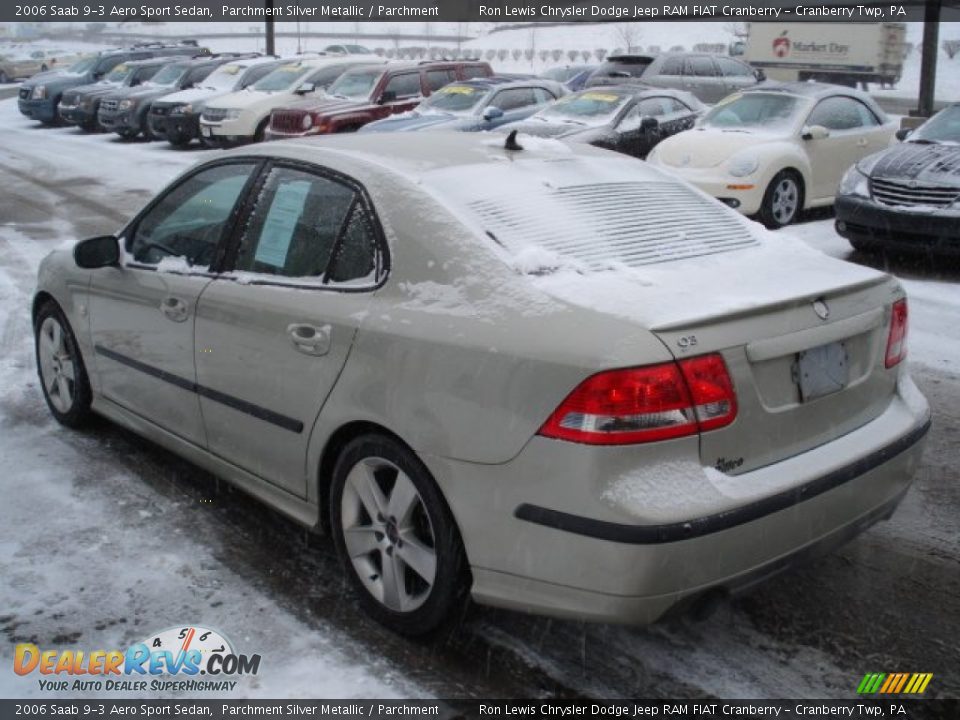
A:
17,44,959,251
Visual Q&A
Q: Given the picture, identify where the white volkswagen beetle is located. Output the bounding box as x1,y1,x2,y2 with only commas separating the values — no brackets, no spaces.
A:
648,83,896,227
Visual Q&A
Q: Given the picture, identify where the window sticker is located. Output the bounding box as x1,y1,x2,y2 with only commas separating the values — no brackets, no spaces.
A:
254,180,311,269
437,85,478,95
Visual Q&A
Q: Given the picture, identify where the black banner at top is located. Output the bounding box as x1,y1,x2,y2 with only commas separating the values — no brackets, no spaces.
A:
3,0,960,23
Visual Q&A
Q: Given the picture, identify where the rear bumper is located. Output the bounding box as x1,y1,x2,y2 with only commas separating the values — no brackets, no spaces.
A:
18,97,57,122
426,375,930,624
836,194,960,252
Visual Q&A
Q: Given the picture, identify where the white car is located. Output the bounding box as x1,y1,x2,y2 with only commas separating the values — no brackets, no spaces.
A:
648,83,896,227
199,55,384,145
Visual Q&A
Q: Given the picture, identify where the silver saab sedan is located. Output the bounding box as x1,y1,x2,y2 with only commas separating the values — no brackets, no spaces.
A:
33,132,930,635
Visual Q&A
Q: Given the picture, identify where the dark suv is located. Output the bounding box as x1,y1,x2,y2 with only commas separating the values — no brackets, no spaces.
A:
59,56,190,131
266,60,492,139
18,42,207,124
98,53,257,139
586,53,762,104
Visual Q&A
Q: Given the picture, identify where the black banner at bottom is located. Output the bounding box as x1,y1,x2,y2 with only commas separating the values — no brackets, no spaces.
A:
0,700,956,720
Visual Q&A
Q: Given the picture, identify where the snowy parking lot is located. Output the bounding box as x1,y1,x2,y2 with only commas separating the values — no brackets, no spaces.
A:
0,96,958,702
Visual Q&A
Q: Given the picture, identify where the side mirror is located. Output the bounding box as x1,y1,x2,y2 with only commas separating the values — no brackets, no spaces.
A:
379,90,397,104
482,106,504,121
754,68,766,82
74,236,120,269
895,127,913,141
295,82,315,95
802,124,830,141
640,116,659,132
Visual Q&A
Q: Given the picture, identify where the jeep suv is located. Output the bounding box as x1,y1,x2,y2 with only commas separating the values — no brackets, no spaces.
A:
199,55,384,146
98,53,256,139
59,56,190,131
18,42,208,124
586,53,762,104
265,60,493,139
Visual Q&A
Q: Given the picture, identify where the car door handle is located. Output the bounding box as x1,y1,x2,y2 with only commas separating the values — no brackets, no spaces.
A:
287,323,332,356
857,138,869,147
160,296,189,323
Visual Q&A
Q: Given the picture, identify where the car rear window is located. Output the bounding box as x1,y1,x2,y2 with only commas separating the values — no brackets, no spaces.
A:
592,57,652,81
423,157,758,271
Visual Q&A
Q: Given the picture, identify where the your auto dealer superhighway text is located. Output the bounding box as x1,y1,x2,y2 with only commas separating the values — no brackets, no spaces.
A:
480,5,890,18
479,705,889,717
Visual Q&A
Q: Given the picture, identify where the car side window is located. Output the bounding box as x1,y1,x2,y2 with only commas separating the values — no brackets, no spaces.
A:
853,100,881,127
618,98,665,130
241,63,277,88
660,57,684,76
384,73,422,99
128,162,256,268
685,57,718,77
426,69,456,91
533,87,558,103
234,166,357,279
306,65,350,90
807,97,872,131
716,57,753,77
326,203,380,284
491,87,538,112
185,66,212,87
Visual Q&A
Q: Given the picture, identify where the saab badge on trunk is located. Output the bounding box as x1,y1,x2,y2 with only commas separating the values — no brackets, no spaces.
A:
813,298,830,321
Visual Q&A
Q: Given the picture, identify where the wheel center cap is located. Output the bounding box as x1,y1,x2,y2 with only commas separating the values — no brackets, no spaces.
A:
385,519,400,546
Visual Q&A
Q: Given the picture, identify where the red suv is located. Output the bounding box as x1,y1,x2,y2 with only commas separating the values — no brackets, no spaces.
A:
266,60,493,139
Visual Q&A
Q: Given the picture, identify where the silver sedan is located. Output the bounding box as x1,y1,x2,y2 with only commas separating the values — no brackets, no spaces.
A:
34,133,930,634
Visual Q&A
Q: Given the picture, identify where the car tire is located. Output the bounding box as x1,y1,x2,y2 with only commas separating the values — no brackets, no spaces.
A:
117,128,139,140
34,301,93,428
759,170,803,228
330,433,470,636
41,64,48,72
0,71,9,84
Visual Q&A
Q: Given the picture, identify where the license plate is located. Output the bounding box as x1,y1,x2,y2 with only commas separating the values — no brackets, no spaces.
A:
201,126,211,137
795,341,849,401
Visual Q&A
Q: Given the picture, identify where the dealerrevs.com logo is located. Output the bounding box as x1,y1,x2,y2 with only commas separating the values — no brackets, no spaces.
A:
13,625,261,693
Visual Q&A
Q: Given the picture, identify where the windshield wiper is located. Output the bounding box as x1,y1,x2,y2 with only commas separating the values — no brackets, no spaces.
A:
908,138,940,145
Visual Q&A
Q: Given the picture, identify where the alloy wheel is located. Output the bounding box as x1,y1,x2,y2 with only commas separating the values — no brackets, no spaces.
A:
37,316,76,414
340,456,438,613
771,176,799,225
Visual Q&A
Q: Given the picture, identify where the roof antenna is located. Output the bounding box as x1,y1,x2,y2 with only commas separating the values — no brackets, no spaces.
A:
504,130,523,152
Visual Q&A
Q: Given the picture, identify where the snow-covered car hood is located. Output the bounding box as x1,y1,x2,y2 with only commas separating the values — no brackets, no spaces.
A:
504,119,601,140
866,142,960,185
365,112,472,133
655,127,790,169
158,85,229,106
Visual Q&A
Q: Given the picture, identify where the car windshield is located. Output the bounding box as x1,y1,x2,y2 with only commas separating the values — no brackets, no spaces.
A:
104,64,132,83
702,93,800,130
910,105,960,145
420,84,485,114
201,63,245,91
327,68,382,99
66,55,98,75
538,90,629,125
252,64,311,92
344,45,371,54
149,63,188,86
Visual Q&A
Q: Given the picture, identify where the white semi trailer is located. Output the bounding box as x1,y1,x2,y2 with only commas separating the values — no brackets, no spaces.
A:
742,23,907,88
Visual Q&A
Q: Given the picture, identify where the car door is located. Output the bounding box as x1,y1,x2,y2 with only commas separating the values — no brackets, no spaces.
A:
194,162,386,497
87,160,260,446
613,97,665,158
380,72,424,116
803,96,881,203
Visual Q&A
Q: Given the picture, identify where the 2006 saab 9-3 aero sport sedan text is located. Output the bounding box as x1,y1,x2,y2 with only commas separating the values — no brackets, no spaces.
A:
33,133,930,635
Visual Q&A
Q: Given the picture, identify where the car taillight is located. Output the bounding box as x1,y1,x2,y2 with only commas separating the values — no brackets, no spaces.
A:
885,298,908,368
538,354,737,445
